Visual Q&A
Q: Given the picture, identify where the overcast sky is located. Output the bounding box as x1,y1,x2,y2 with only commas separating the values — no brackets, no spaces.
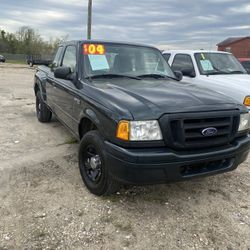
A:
1,0,250,49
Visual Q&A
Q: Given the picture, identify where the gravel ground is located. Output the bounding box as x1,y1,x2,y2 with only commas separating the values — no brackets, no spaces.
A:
0,63,249,250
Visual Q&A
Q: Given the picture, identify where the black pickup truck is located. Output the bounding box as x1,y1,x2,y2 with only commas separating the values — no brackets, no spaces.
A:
34,40,250,196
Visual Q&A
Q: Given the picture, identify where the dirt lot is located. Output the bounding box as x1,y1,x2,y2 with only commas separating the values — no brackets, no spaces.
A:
0,63,249,250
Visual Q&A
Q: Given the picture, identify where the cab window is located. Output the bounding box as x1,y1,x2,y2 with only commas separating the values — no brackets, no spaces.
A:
171,54,195,76
62,46,77,73
52,46,63,68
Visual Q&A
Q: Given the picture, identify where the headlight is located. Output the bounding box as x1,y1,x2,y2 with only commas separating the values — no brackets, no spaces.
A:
238,113,250,132
243,96,250,106
116,120,163,141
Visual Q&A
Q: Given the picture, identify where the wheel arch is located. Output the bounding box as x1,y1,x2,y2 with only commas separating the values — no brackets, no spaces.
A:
34,82,40,95
78,109,101,139
34,77,47,102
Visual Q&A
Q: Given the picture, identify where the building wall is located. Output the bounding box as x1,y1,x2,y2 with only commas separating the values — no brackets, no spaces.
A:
218,38,250,58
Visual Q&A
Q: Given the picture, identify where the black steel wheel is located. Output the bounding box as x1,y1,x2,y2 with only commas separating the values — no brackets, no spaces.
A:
83,145,102,183
79,130,120,196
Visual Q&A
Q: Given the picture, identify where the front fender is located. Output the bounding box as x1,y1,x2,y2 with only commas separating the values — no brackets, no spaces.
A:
78,106,117,141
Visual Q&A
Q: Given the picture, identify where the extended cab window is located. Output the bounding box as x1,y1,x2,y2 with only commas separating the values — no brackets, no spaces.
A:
172,54,195,73
62,46,77,73
52,46,63,68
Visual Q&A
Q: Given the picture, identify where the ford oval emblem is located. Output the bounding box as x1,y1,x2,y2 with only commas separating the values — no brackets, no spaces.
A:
201,127,218,137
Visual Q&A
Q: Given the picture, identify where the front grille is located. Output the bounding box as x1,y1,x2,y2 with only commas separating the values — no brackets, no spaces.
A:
161,110,240,150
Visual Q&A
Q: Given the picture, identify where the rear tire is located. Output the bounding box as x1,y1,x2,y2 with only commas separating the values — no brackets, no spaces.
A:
36,90,52,123
79,130,120,196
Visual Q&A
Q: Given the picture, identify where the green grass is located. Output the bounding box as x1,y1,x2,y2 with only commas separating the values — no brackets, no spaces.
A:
64,137,78,145
6,60,27,65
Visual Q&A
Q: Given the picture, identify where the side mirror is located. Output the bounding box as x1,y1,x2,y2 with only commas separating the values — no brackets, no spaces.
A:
174,71,183,81
54,67,72,80
181,67,196,78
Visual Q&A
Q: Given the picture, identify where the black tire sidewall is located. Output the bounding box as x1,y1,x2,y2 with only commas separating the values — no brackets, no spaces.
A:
79,131,111,195
36,91,42,121
36,90,51,122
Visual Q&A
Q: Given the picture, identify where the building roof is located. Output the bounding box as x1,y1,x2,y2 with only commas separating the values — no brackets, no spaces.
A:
217,36,250,47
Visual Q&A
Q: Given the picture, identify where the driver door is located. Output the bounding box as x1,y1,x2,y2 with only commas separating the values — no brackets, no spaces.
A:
52,45,77,131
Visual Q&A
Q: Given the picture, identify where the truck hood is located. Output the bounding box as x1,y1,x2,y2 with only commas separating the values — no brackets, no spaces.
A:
197,74,249,109
87,78,241,120
199,74,249,94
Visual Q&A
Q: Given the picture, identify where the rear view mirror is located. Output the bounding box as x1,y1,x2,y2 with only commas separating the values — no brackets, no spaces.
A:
54,67,72,80
181,68,196,78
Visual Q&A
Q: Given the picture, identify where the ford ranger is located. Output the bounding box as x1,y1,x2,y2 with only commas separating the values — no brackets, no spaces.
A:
34,41,250,196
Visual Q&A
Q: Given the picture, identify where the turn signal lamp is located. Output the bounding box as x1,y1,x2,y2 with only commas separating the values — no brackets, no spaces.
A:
116,121,129,141
243,96,250,106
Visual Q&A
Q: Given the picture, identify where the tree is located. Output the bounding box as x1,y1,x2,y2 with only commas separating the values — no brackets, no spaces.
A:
1,30,6,40
0,26,68,55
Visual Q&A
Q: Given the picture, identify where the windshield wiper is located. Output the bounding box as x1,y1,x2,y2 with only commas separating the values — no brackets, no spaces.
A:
206,71,229,75
207,70,245,75
227,70,245,74
85,74,141,80
137,73,177,80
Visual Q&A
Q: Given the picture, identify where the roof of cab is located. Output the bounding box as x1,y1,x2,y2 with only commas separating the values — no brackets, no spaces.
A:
162,49,231,55
60,40,157,50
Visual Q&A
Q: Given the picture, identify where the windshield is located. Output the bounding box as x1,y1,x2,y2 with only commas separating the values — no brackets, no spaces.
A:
83,43,175,79
194,52,247,75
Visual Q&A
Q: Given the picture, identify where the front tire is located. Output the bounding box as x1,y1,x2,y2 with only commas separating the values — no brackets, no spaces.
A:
36,90,52,123
79,130,120,196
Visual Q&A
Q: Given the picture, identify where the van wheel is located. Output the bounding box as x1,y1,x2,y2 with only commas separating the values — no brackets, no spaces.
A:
79,130,120,196
36,90,52,123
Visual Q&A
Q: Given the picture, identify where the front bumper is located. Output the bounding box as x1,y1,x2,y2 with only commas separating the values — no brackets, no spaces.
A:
104,136,250,185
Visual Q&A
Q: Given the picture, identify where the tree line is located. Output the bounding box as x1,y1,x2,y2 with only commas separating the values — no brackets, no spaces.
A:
0,26,67,55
